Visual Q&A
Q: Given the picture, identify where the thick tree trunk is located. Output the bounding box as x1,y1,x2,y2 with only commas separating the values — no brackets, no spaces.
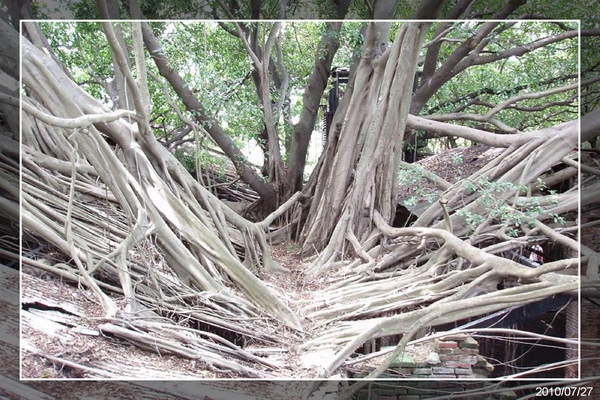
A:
285,22,342,195
240,21,343,203
301,22,430,274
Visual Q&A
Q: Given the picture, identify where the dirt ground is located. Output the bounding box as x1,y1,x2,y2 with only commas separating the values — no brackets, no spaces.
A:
13,246,341,399
18,243,329,380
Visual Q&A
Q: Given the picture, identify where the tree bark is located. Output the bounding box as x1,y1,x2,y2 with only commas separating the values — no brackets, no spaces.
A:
301,22,430,274
21,29,302,329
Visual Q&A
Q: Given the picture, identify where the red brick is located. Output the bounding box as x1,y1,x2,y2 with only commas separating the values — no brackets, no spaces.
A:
453,348,479,355
438,341,458,348
437,347,454,354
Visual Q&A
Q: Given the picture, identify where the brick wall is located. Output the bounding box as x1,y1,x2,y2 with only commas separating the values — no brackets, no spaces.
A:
353,335,495,380
564,301,578,379
580,201,600,382
397,335,494,379
573,149,600,395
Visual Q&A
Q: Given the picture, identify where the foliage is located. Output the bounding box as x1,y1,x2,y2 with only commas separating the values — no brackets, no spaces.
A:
424,21,578,132
459,176,564,236
38,22,115,105
36,20,582,178
398,163,439,207
35,21,372,176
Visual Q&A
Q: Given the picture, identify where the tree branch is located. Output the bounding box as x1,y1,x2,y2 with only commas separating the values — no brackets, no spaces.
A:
140,21,278,209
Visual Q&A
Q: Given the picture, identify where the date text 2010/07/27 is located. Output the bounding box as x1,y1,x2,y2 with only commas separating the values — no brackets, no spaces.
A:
535,386,593,397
